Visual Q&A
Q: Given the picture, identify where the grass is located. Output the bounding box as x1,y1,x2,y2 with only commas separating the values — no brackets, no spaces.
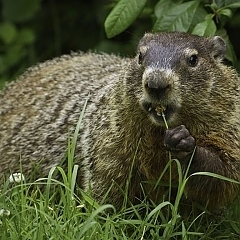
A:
0,107,240,239
1,162,240,240
1,159,240,239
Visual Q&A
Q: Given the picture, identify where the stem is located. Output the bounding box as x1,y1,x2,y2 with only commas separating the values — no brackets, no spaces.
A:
161,112,169,130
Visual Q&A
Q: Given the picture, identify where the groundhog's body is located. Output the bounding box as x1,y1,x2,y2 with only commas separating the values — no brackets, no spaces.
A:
1,32,240,210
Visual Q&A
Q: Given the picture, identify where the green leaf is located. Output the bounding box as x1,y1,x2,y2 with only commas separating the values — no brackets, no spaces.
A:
206,2,218,11
191,171,240,184
2,0,40,22
215,0,238,8
225,2,240,8
17,28,36,45
154,0,175,19
104,0,148,38
218,8,232,17
0,22,17,44
189,6,208,31
191,14,217,36
153,1,200,32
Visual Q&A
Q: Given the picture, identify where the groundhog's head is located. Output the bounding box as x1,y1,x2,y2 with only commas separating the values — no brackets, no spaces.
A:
128,32,228,127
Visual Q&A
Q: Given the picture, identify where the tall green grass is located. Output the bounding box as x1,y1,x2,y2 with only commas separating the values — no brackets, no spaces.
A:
1,155,240,239
0,104,240,239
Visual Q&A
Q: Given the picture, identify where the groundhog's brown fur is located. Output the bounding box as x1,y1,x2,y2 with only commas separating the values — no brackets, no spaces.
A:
0,32,240,211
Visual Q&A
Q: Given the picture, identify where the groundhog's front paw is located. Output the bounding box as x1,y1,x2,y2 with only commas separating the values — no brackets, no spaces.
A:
164,125,196,160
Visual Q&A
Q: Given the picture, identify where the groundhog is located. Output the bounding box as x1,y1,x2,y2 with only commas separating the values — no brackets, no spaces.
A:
0,32,240,211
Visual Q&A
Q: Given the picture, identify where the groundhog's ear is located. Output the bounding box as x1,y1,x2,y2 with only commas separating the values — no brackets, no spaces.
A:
210,36,227,60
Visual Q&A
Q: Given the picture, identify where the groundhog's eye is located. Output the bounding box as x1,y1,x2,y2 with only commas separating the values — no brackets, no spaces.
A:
187,54,198,67
138,52,143,65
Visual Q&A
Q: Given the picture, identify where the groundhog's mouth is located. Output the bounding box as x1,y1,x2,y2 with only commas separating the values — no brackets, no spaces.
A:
141,101,175,126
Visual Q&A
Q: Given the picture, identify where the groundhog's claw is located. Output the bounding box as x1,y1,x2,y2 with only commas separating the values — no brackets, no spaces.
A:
164,125,196,160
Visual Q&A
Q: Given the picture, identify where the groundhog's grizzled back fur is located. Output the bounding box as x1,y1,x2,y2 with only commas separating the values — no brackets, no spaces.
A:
0,32,240,211
0,52,129,176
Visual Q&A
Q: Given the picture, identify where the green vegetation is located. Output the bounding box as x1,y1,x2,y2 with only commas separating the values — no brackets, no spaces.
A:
1,1,240,239
0,0,240,86
105,0,240,65
1,147,240,239
1,106,240,239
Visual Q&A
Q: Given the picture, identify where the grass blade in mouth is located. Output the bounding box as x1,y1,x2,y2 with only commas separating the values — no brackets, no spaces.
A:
155,106,168,129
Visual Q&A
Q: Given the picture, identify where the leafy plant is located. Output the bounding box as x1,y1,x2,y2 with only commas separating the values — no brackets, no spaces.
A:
105,0,240,64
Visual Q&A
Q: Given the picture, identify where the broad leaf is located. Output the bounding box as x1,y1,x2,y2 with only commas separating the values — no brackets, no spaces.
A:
218,8,232,17
191,14,217,36
215,0,240,8
154,0,175,19
153,1,200,32
105,0,148,38
225,2,240,8
189,6,208,31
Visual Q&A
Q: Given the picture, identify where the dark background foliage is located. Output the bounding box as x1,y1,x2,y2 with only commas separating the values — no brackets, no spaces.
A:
0,0,240,87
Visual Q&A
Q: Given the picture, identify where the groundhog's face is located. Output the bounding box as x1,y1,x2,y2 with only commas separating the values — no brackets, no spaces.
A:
133,32,226,127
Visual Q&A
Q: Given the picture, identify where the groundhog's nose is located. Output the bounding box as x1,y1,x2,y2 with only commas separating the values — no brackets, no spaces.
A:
145,79,171,99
